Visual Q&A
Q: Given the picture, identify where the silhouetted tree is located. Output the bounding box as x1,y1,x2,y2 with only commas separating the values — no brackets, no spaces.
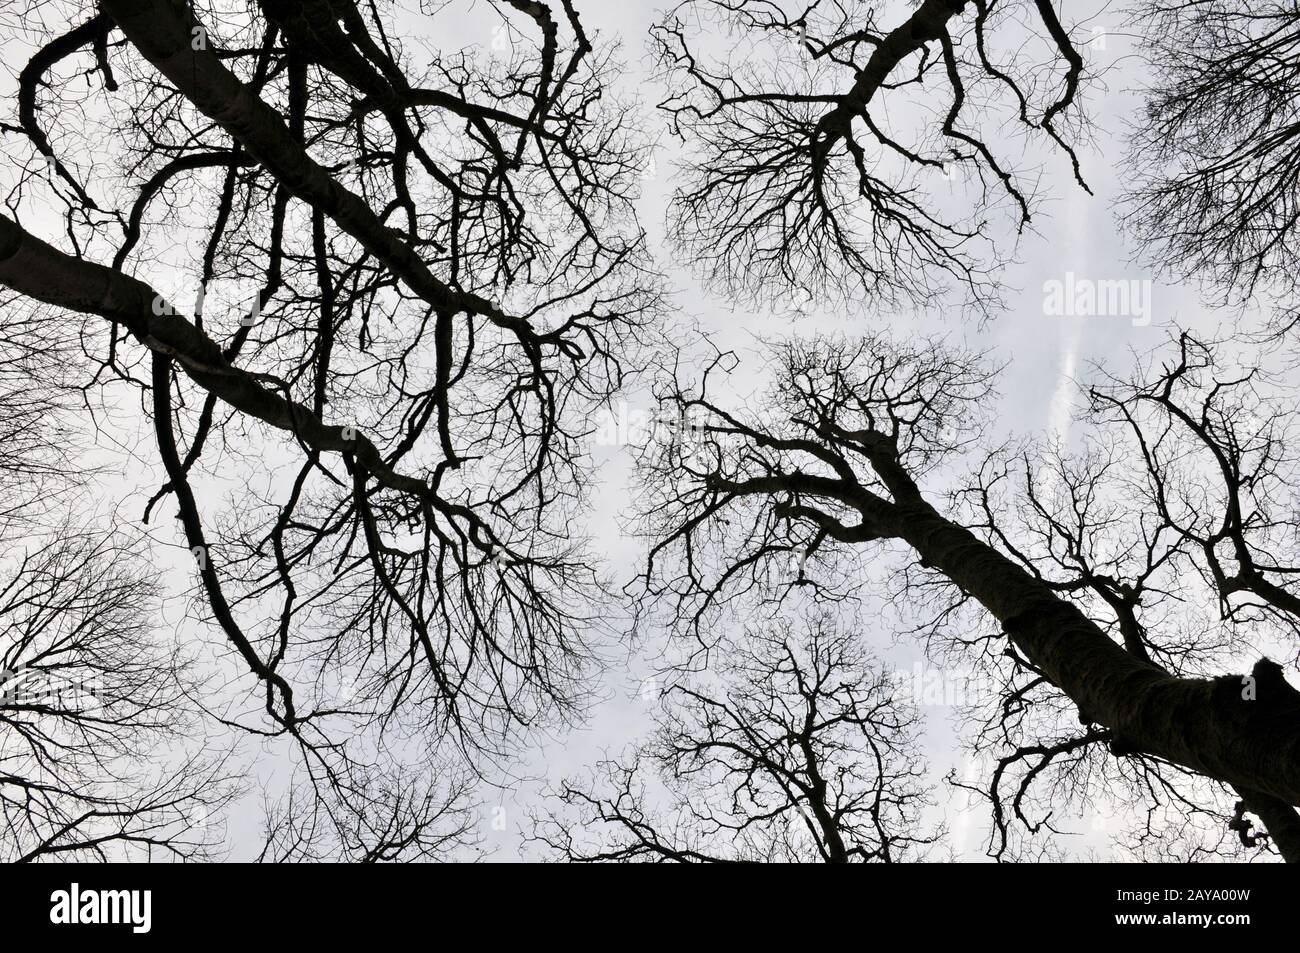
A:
0,526,239,861
631,331,1300,861
1124,1,1300,305
0,0,657,858
653,0,1096,310
5,0,1297,866
535,614,940,862
0,292,236,862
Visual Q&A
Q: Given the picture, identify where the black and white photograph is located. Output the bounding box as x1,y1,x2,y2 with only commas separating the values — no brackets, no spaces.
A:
0,0,1293,934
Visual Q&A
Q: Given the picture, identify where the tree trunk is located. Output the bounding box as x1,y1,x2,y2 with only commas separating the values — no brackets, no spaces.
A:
891,497,1300,815
1238,788,1300,862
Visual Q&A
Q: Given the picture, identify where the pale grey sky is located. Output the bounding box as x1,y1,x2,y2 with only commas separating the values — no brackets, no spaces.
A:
469,0,1227,861
0,0,1247,861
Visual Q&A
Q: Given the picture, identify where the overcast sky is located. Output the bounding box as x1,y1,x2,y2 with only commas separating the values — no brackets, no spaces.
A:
0,0,1248,861
463,0,1228,861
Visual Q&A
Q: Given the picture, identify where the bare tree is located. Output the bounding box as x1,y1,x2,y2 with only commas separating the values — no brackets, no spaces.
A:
652,0,1097,310
0,296,85,520
5,0,1297,867
1124,1,1300,305
257,760,480,862
613,1,1300,862
630,331,1300,861
535,614,939,862
0,282,236,862
0,0,659,856
0,526,239,861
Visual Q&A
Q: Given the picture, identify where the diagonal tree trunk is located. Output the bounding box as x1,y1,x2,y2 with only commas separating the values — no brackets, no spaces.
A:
889,494,1300,811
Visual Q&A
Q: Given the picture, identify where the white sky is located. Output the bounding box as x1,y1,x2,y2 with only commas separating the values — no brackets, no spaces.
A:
0,0,1247,861
469,0,1227,861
